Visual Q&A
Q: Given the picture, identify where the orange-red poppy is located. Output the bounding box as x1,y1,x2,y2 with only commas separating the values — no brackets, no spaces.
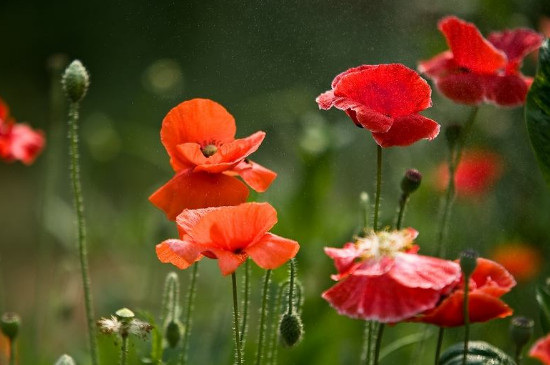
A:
156,202,299,275
530,334,550,365
419,16,543,106
149,98,276,220
413,258,516,327
322,229,461,323
0,97,45,165
491,243,542,282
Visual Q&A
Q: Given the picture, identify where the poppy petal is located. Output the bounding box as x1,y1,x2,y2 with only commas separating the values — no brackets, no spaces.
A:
149,170,249,220
7,123,45,165
231,160,277,192
208,248,248,276
390,253,461,290
483,74,530,107
246,233,299,270
322,273,441,322
0,98,8,120
156,239,202,269
334,64,432,118
435,73,485,105
325,243,361,277
371,114,440,147
471,258,516,296
316,90,336,110
488,29,544,65
344,106,394,133
530,334,550,365
161,99,236,170
176,143,209,168
188,202,278,252
175,207,219,237
418,51,459,78
439,16,507,74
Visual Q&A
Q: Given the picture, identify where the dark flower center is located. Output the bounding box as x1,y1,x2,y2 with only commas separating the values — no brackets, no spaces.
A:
201,144,218,157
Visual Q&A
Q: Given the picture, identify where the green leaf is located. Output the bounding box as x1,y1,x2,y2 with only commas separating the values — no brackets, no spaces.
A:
536,284,550,334
526,39,550,188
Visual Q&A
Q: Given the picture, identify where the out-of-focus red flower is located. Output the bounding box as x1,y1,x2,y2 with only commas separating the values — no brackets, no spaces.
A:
491,243,542,282
322,229,461,323
149,99,277,220
413,258,516,327
530,334,550,365
0,97,45,165
156,202,299,275
435,149,503,197
419,16,544,106
316,64,440,148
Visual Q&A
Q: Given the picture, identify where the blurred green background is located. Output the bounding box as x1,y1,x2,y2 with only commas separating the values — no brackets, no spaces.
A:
1,0,550,364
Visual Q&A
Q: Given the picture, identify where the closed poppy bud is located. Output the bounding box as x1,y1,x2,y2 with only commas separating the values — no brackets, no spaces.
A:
460,249,479,277
401,169,422,195
165,320,182,348
54,354,77,365
279,313,303,347
0,312,20,341
510,316,534,349
62,60,90,103
445,124,462,148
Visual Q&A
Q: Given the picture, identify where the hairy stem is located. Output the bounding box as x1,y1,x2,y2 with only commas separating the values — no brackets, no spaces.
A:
232,272,243,365
255,270,272,365
180,262,199,365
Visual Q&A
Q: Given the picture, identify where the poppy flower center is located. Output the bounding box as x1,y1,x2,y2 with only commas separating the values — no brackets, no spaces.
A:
201,144,218,157
357,231,414,260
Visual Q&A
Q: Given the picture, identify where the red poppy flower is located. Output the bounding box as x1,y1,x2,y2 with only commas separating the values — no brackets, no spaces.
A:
149,98,277,220
322,229,461,323
435,149,502,197
316,64,440,148
413,258,516,327
530,334,550,365
155,202,299,275
419,16,544,106
491,242,542,282
0,98,45,165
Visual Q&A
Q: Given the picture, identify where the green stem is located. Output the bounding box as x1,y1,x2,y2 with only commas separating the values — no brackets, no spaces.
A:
240,259,251,351
255,270,272,365
436,107,479,257
515,345,522,365
374,324,385,365
180,262,199,365
395,193,409,230
287,259,296,315
232,272,243,365
462,278,470,365
120,335,128,365
435,328,444,365
266,282,288,365
8,338,15,365
360,321,374,365
373,145,383,231
68,102,98,365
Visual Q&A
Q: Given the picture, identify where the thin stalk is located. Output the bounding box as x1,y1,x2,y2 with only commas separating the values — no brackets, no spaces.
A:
515,345,522,365
266,282,289,365
395,193,409,230
374,324,385,365
232,272,243,365
373,145,383,231
68,101,98,365
180,262,199,365
240,259,251,351
287,259,296,315
254,270,272,365
120,335,129,365
360,321,374,365
434,328,445,365
462,279,471,365
8,339,15,365
435,107,479,257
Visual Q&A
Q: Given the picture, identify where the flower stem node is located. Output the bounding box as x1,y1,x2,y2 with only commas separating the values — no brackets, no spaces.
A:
54,354,77,365
0,312,20,341
445,124,462,149
279,313,303,347
165,320,182,348
401,169,422,195
510,316,534,348
459,249,479,277
62,60,90,103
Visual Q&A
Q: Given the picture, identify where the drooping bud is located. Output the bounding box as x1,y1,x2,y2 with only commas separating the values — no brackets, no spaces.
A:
62,60,90,103
279,313,303,347
400,169,422,195
445,124,462,149
54,354,77,365
165,320,182,348
459,249,479,278
0,312,20,341
509,316,534,349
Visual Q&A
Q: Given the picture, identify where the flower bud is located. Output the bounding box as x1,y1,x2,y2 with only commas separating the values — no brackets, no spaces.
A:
509,316,534,348
54,354,77,365
445,124,462,148
400,169,422,195
165,320,182,348
0,312,20,341
62,60,90,103
459,249,479,278
279,313,303,347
